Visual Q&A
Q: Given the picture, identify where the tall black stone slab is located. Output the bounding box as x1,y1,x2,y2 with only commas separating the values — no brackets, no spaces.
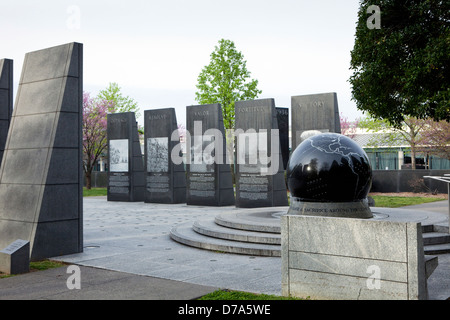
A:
144,108,186,203
107,112,145,202
291,92,341,149
276,107,289,170
0,59,13,165
0,43,83,260
186,104,234,206
234,99,288,208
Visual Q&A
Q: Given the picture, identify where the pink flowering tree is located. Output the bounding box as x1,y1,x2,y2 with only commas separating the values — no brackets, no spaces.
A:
82,92,116,189
417,120,450,161
340,112,360,139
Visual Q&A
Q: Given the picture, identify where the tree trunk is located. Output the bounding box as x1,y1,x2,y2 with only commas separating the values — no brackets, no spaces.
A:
85,170,92,190
225,129,235,185
411,145,416,170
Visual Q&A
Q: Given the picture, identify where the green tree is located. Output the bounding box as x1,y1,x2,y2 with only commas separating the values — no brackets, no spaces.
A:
349,0,450,127
97,82,141,118
195,39,262,130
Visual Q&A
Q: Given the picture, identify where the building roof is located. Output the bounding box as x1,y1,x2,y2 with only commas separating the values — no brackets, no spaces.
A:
351,131,410,149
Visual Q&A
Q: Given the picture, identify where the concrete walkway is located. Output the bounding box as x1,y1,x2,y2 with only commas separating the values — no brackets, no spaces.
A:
0,265,218,300
0,197,449,300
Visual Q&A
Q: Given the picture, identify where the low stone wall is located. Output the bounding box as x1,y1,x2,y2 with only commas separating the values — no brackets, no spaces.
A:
88,169,450,194
371,170,450,194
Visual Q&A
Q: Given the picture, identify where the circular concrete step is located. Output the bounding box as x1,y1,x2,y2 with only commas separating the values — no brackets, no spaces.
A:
214,210,283,234
170,207,450,256
193,219,281,245
170,222,281,257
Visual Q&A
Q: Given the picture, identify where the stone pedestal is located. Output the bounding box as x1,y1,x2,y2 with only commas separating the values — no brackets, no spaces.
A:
282,215,431,300
0,240,29,275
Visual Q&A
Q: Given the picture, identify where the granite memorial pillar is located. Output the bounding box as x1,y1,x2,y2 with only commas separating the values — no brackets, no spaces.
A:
186,104,235,206
0,59,13,165
234,98,288,208
276,107,289,170
291,92,341,149
0,43,83,260
144,108,186,203
107,112,145,202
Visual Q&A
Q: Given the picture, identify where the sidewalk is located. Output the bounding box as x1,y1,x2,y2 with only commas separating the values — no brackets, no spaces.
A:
0,197,449,300
0,265,218,300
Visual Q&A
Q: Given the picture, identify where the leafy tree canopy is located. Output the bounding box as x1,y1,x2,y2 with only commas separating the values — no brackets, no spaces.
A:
195,39,262,129
97,82,140,118
350,0,450,127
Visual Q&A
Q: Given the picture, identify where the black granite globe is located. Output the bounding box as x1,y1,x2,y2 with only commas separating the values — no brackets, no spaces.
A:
287,132,372,203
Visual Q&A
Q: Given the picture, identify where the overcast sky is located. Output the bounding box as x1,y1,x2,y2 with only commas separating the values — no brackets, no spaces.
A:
2,0,363,126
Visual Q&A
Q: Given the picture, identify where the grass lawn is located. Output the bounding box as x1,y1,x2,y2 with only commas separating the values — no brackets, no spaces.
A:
198,289,305,300
370,195,446,208
0,260,66,279
83,187,107,197
83,187,447,209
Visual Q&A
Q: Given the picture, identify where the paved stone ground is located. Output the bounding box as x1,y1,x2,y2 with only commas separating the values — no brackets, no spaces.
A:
57,197,449,298
52,198,283,295
1,196,448,300
0,265,218,300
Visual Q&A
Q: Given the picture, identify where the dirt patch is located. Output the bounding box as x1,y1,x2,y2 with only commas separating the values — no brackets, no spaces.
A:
369,192,448,199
